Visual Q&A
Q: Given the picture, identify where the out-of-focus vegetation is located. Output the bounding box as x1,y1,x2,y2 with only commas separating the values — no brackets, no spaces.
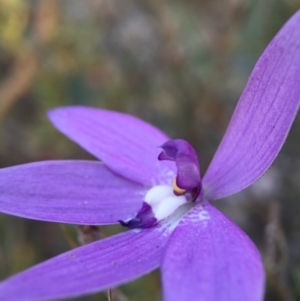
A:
0,1,300,300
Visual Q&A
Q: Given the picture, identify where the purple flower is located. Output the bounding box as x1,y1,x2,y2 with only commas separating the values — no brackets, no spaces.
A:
0,11,300,301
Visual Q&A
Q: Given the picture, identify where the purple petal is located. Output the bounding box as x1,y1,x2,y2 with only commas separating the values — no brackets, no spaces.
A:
0,160,145,224
0,227,170,301
162,203,265,301
203,11,300,200
48,107,175,186
158,139,201,190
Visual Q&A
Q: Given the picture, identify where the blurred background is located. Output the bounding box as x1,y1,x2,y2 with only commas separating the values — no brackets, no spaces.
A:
0,0,300,300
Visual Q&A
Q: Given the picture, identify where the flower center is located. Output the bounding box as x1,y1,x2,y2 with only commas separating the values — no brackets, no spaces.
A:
145,185,187,220
119,185,187,229
119,139,203,229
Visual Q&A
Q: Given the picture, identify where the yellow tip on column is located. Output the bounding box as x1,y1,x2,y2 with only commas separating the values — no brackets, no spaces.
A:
172,178,186,195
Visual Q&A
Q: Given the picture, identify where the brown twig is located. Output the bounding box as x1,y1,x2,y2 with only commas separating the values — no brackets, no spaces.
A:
108,288,113,301
0,49,38,118
264,202,295,301
76,225,104,245
76,225,128,301
108,288,128,301
0,0,58,118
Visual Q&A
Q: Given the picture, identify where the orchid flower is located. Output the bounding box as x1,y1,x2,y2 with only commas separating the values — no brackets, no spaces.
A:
0,11,300,301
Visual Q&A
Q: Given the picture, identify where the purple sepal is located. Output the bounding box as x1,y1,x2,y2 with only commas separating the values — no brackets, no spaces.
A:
158,139,201,191
119,202,158,229
48,106,176,187
0,228,171,301
203,10,300,200
162,203,265,301
0,160,144,225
